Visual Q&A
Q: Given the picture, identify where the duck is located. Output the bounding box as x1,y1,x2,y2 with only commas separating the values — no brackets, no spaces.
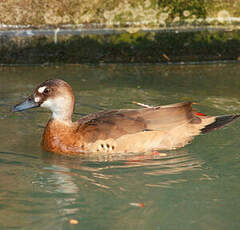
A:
12,79,240,155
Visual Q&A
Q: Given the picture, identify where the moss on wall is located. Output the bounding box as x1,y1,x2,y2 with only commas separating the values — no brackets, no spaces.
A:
1,30,240,64
1,1,240,64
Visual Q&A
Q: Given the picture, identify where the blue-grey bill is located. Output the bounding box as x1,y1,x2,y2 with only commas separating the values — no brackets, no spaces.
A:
12,95,39,112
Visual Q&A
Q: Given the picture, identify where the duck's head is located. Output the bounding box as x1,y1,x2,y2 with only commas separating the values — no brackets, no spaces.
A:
13,79,75,121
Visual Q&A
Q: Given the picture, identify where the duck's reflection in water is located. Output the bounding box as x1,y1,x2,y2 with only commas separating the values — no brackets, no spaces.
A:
41,149,204,191
31,149,205,222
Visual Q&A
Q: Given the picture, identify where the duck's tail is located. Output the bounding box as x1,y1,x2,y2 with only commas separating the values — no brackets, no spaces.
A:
201,114,240,134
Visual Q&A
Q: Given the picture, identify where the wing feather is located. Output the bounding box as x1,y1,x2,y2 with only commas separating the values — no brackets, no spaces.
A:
76,102,199,142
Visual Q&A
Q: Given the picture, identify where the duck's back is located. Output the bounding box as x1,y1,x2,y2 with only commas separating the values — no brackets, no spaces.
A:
74,102,215,153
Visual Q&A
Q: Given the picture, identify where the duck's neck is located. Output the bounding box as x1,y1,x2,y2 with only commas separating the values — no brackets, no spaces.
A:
49,95,75,123
52,117,73,126
51,110,73,124
48,117,73,128
42,117,78,154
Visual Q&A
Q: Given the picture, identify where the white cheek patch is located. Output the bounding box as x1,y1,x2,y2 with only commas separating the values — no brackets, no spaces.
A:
38,86,47,93
34,96,41,103
41,97,72,121
41,99,54,109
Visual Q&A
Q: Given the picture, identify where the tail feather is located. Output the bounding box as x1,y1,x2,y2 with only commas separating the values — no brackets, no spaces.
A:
201,114,240,134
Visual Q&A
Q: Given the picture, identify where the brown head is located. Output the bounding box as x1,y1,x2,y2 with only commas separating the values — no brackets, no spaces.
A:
13,79,75,122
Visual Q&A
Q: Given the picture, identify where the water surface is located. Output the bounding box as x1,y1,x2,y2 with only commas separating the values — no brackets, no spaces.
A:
0,63,240,230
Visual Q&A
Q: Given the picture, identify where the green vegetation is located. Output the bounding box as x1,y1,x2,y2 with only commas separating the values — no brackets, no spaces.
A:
1,30,240,64
1,0,240,63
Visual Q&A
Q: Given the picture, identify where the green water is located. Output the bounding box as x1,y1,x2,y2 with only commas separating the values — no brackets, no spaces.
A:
0,63,240,230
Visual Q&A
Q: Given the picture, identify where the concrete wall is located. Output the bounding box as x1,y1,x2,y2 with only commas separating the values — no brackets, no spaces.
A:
1,0,240,28
1,0,240,64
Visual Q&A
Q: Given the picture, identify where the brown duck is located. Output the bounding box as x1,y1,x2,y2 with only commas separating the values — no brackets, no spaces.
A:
13,79,240,155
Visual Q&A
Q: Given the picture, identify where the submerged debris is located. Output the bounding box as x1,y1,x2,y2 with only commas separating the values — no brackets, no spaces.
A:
130,202,145,208
69,219,79,225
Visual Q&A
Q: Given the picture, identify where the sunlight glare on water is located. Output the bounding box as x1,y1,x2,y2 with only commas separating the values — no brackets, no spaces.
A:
0,63,240,230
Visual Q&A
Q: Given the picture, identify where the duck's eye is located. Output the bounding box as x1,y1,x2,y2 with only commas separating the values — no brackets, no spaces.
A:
43,88,50,95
